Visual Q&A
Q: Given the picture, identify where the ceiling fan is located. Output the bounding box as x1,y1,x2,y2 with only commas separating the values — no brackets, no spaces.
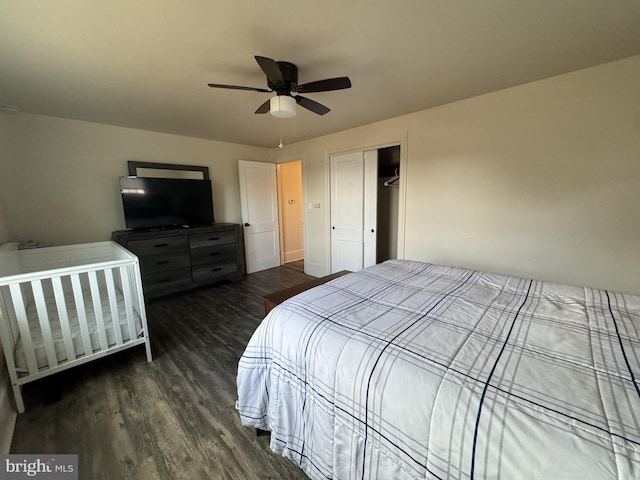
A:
208,55,351,118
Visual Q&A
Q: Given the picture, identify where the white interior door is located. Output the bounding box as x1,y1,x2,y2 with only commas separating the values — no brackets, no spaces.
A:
363,149,378,268
331,152,364,273
238,160,281,273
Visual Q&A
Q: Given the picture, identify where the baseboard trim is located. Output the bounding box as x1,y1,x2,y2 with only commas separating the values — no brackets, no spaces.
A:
282,249,304,264
304,262,328,278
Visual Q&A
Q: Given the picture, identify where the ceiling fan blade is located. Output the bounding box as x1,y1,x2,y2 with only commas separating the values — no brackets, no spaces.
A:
295,76,351,93
208,83,271,93
255,99,271,114
254,56,284,84
295,95,330,115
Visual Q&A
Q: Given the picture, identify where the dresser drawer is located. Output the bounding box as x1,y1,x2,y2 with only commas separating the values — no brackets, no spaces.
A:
189,230,236,248
190,244,236,266
142,267,192,289
139,252,191,275
127,235,188,256
192,261,238,284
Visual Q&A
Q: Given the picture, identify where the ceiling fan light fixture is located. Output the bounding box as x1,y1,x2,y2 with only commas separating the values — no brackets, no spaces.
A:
270,95,296,118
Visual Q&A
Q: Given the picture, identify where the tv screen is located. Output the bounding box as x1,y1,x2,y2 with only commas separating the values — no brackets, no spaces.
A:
120,176,215,230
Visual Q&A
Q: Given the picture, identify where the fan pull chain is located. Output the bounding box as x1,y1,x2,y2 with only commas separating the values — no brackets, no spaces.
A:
278,121,286,149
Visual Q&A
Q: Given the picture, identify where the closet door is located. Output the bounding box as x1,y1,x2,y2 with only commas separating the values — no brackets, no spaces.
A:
330,150,378,273
363,150,378,269
330,152,364,273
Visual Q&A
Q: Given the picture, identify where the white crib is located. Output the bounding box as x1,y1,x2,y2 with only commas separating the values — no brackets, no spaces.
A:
0,241,152,413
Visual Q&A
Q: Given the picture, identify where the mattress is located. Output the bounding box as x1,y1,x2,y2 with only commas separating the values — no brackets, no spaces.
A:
236,260,640,479
14,285,142,372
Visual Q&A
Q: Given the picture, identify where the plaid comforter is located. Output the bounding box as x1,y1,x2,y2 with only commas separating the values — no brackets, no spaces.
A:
237,260,640,479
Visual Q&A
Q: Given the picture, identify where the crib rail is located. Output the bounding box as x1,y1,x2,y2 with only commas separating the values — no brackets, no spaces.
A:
0,241,152,413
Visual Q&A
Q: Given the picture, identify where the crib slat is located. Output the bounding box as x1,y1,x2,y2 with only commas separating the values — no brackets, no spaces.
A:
0,286,19,347
127,267,141,322
104,268,123,346
70,274,94,357
0,286,26,413
88,271,109,351
118,266,137,342
31,280,59,369
51,276,76,363
8,283,39,376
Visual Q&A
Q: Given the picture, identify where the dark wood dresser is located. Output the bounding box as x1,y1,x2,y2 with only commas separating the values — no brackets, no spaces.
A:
111,223,245,299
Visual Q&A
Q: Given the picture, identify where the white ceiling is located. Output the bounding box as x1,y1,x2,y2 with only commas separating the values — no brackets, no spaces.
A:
1,1,639,148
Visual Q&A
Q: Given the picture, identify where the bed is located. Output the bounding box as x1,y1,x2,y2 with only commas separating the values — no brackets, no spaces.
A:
236,260,640,479
0,241,152,413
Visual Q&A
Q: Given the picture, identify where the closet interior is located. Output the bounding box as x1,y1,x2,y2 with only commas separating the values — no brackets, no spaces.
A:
376,145,400,263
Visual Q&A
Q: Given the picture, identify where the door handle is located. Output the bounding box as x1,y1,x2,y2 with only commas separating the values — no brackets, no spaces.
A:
244,222,250,227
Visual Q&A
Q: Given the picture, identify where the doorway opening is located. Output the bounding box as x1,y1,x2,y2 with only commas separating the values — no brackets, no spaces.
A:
276,160,304,272
376,145,400,263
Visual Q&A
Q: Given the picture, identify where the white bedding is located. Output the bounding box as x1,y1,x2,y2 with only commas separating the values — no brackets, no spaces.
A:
236,260,640,479
15,286,141,372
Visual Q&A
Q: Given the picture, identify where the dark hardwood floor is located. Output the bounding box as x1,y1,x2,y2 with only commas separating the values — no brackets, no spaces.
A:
10,266,315,480
282,259,304,273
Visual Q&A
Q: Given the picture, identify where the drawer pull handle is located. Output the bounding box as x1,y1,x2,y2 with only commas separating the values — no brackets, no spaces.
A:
154,243,168,248
158,278,172,284
211,267,222,272
157,260,170,265
209,252,221,256
209,237,220,241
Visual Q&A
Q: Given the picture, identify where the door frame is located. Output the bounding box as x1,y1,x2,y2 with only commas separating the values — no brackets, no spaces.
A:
276,153,308,270
276,159,304,265
325,133,408,275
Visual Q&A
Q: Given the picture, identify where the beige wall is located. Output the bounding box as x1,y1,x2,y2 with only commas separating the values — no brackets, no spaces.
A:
275,55,640,294
1,56,638,294
0,114,271,245
0,196,9,244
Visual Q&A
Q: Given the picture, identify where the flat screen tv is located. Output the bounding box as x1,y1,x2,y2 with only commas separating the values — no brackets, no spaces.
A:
120,176,215,230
